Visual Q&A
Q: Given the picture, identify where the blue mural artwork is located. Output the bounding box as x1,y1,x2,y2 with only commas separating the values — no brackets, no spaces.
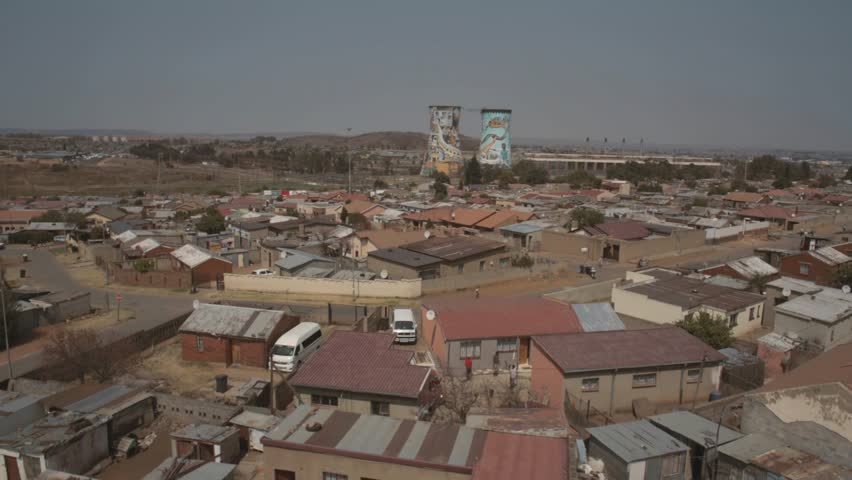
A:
479,109,512,167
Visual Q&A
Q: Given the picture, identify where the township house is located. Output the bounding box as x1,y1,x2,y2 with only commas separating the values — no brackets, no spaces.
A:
773,285,852,352
170,244,233,287
778,243,852,286
179,303,300,368
736,205,803,230
722,192,769,208
261,404,567,480
698,255,779,284
367,236,510,280
343,229,429,259
0,209,46,233
85,205,126,226
613,269,766,337
288,331,434,420
530,327,724,415
421,297,582,375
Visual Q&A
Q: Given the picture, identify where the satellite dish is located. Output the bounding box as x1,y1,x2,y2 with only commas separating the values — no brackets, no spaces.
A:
424,231,431,239
782,288,791,297
192,299,200,309
380,269,389,279
426,310,436,321
580,247,589,253
843,285,851,294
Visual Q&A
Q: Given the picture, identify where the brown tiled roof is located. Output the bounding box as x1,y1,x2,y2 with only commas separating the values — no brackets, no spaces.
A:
403,236,506,262
533,327,725,374
583,220,651,240
288,331,431,399
474,210,535,230
738,205,795,220
624,275,764,311
343,199,383,216
423,297,582,341
356,230,434,249
724,192,766,203
0,210,46,223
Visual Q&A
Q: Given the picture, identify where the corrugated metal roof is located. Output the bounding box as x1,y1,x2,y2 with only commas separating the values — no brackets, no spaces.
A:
811,246,851,266
0,390,42,414
171,244,213,268
649,411,743,447
766,276,822,295
472,432,568,480
498,220,548,234
171,424,238,443
263,407,486,472
179,303,289,339
775,287,852,324
65,384,137,413
717,433,786,463
228,411,281,431
727,256,778,278
571,303,625,332
587,420,688,463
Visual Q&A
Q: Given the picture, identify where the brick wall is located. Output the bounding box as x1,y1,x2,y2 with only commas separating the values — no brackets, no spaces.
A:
111,268,192,289
530,340,566,407
779,252,837,286
181,333,230,364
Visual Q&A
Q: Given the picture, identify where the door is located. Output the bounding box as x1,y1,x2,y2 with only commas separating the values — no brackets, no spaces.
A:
231,342,242,365
519,337,530,365
4,456,21,480
274,470,296,480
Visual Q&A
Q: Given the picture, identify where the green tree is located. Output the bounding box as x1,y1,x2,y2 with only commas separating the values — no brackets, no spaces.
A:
373,179,388,189
832,264,852,288
196,209,225,234
347,213,370,230
675,311,733,349
432,171,451,185
340,207,348,225
799,161,812,180
463,157,483,186
845,165,852,181
569,207,604,229
432,180,448,200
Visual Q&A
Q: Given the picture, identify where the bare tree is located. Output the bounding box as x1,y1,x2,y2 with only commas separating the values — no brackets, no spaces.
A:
429,375,548,424
43,328,128,383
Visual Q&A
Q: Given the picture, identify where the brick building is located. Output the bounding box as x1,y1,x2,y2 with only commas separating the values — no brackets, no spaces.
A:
179,303,300,367
778,244,852,286
170,244,233,287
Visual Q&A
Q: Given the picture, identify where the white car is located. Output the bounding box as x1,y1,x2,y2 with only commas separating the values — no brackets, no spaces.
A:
251,268,274,276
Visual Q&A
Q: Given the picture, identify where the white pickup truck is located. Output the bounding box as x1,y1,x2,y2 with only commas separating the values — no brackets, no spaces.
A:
391,308,417,344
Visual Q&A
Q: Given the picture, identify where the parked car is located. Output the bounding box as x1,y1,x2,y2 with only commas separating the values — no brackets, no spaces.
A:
251,268,274,276
391,308,417,344
270,322,323,372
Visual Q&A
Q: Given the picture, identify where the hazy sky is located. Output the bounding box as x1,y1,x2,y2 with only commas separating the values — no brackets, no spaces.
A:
2,1,851,150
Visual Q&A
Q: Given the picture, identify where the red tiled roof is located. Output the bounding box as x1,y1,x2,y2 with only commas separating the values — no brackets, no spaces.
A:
737,205,794,220
532,327,725,374
766,189,794,198
448,208,496,227
583,220,651,240
402,207,453,224
343,199,382,216
473,432,568,480
423,297,582,341
288,331,431,399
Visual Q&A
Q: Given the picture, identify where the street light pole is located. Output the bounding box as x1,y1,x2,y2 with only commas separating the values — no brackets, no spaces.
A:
346,128,353,194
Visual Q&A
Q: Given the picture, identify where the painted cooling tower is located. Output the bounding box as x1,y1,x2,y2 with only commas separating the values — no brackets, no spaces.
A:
478,109,512,167
421,105,463,176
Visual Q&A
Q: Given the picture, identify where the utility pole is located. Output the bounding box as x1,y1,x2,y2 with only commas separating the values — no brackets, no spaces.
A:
346,128,353,194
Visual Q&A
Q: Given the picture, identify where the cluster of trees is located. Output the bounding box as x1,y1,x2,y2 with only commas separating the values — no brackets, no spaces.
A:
195,208,225,234
568,207,605,229
129,142,180,161
606,160,715,184
742,155,812,183
675,311,733,349
552,170,602,188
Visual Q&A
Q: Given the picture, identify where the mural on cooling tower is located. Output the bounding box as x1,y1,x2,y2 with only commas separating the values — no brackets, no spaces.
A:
479,109,512,167
422,106,463,175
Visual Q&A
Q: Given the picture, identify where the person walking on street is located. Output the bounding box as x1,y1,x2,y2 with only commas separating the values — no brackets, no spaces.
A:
465,356,473,380
509,364,517,389
475,287,480,298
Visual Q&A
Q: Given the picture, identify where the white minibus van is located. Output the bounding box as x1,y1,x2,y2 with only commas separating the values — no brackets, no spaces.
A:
270,322,322,372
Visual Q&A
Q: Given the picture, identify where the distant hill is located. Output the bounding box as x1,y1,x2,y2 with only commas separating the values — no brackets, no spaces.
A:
280,131,480,151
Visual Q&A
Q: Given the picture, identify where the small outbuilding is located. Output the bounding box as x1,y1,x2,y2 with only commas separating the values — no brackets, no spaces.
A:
587,420,690,480
170,424,241,464
179,303,300,367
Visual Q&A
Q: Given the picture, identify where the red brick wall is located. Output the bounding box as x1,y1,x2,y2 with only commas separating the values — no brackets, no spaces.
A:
192,258,233,287
422,306,449,369
111,268,192,289
779,253,837,286
181,333,230,364
530,340,565,407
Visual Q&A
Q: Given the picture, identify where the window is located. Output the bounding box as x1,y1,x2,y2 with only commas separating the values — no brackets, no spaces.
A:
830,329,835,343
302,330,322,348
661,452,684,477
457,264,464,274
799,262,811,275
459,341,481,359
632,373,657,388
749,307,755,320
196,336,204,352
500,257,510,268
479,260,485,272
581,377,600,392
311,394,338,406
729,314,738,328
687,368,702,383
323,473,348,480
496,338,517,352
371,401,390,416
